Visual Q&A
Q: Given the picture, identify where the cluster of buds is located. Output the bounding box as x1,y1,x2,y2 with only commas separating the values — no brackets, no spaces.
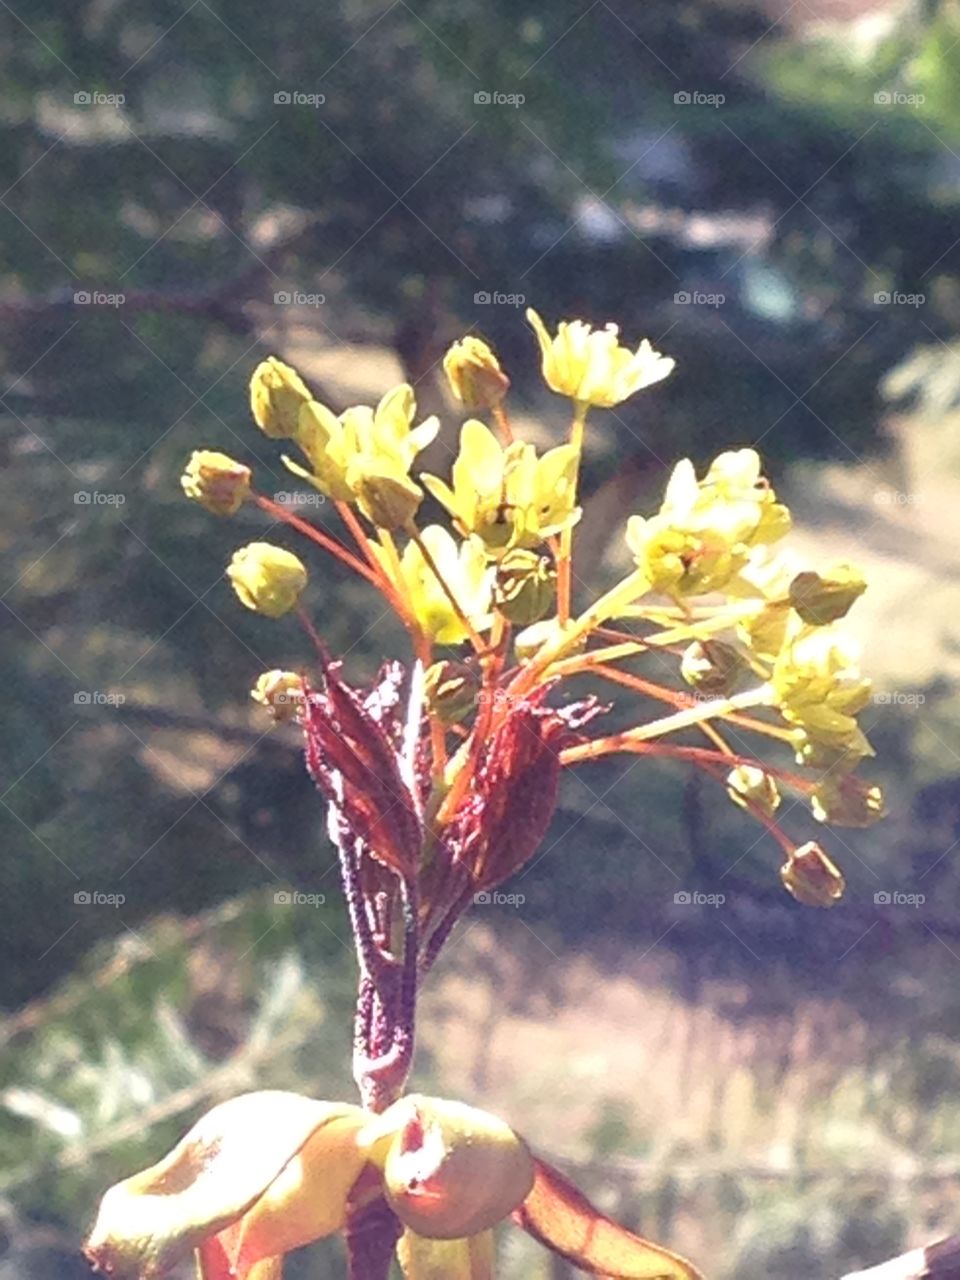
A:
163,303,886,1276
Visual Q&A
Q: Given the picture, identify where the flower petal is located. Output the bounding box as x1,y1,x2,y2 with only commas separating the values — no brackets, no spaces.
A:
513,1158,704,1279
84,1092,364,1280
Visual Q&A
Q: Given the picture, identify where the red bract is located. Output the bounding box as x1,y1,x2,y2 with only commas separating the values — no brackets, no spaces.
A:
443,685,605,892
302,661,423,882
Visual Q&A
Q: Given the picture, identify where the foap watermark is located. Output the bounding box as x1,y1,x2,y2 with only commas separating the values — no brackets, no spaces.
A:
873,291,924,308
274,90,326,107
874,90,925,107
674,290,725,308
74,290,125,308
74,90,125,107
674,890,725,907
474,290,525,308
874,489,923,506
74,890,126,907
873,691,925,707
273,490,326,508
674,90,725,108
274,290,325,307
74,690,126,707
473,891,525,907
874,890,925,907
274,890,326,908
74,490,126,506
474,90,525,108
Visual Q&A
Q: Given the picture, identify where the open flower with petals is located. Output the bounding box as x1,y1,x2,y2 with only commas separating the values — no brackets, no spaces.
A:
372,525,493,645
526,308,674,409
86,1091,703,1280
772,623,872,753
625,448,791,598
422,419,579,557
284,384,439,527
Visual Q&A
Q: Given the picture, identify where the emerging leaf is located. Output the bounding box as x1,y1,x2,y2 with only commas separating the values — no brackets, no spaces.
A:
513,1158,704,1280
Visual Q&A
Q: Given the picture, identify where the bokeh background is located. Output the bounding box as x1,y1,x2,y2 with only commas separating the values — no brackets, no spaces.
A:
3,1,960,1276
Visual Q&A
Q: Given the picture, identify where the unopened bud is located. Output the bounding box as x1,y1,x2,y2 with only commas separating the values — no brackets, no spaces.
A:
361,1095,534,1240
495,549,556,625
351,469,423,530
250,357,313,439
424,661,479,726
789,564,867,626
811,775,884,827
181,450,251,516
227,542,307,618
780,841,845,907
726,765,780,817
681,640,742,696
443,337,510,411
251,670,304,723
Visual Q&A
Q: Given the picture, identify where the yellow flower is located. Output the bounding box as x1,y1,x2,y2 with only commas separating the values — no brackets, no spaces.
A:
181,450,251,516
422,419,579,556
772,624,871,750
526,307,674,408
625,449,791,598
284,384,439,527
227,543,307,618
250,358,313,439
443,336,510,410
373,525,492,645
251,670,304,723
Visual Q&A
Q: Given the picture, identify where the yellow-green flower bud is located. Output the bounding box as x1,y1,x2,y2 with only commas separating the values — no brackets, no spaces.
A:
494,549,556,625
811,775,884,827
227,542,307,618
726,765,780,817
443,337,510,411
250,357,313,439
180,450,251,516
788,564,867,626
680,640,743,696
780,841,845,907
351,468,424,530
360,1095,534,1241
251,670,304,723
424,660,479,726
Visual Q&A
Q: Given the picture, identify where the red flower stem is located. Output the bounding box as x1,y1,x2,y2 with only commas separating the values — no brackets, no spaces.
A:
492,401,514,444
345,1196,402,1280
561,736,815,795
252,493,376,583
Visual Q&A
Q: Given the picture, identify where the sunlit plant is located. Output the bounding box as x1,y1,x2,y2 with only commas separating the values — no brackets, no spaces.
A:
86,308,882,1280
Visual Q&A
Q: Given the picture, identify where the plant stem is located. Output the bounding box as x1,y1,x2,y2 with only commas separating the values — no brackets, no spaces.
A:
253,493,376,583
555,403,588,626
345,1196,402,1280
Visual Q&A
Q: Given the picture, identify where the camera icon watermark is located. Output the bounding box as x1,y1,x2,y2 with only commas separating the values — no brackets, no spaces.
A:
74,90,125,107
273,490,326,507
872,690,925,706
674,890,725,907
674,90,724,108
274,90,325,107
74,491,126,506
674,290,725,308
473,891,525,907
73,290,125,308
73,690,125,706
874,90,924,107
473,90,525,108
473,290,525,307
874,890,925,907
873,291,924,307
74,890,126,906
274,889,326,907
273,290,325,307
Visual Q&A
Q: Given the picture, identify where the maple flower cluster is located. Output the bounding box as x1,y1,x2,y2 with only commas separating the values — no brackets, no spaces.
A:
85,304,887,1280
